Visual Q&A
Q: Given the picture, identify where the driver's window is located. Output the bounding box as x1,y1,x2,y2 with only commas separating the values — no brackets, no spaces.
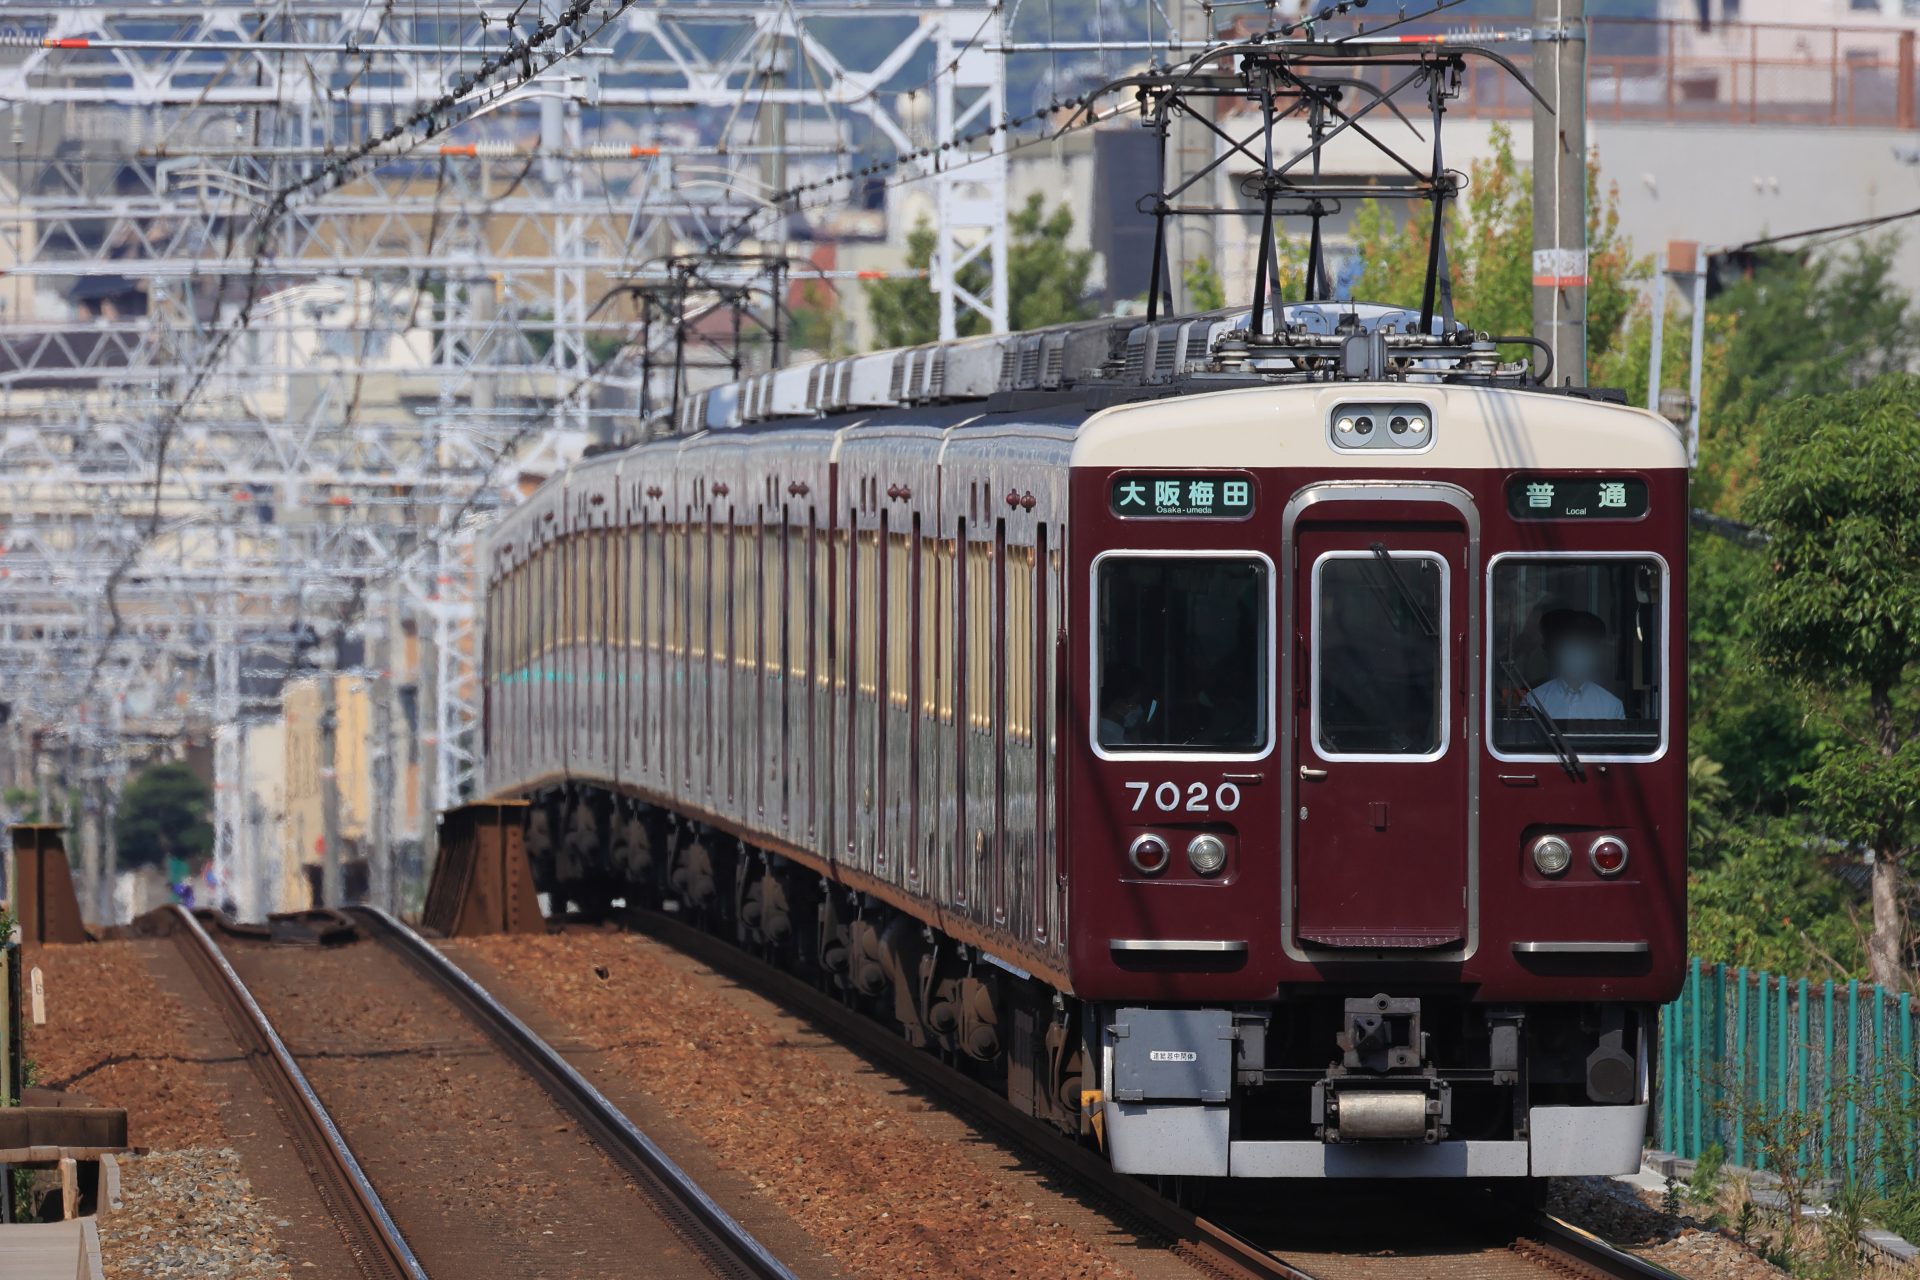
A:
1490,556,1663,758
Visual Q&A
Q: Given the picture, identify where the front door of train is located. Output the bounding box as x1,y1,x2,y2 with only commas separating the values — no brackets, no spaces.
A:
1290,512,1471,952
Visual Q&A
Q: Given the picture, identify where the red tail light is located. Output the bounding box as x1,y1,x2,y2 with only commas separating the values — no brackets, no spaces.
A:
1589,836,1629,876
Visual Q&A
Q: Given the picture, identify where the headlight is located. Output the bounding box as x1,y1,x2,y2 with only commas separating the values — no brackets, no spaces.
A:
1589,835,1629,876
1186,833,1228,876
1128,833,1170,876
1407,415,1429,435
1336,415,1356,434
1531,834,1572,877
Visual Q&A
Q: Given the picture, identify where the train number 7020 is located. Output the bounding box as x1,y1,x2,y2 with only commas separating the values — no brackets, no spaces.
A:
1124,780,1244,814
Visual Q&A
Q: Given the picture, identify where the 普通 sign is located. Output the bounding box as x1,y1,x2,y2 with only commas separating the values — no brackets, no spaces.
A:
1506,476,1649,521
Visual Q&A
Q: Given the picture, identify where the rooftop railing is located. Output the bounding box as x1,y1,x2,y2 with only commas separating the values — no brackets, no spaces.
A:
1358,17,1920,130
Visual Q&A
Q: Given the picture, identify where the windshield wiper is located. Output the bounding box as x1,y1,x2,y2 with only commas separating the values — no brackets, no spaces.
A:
1500,658,1586,781
1367,543,1437,638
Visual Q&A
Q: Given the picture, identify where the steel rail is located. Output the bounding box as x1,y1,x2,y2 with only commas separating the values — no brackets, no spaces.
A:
1521,1213,1691,1280
163,904,426,1280
618,907,1694,1280
347,906,797,1280
619,907,1314,1280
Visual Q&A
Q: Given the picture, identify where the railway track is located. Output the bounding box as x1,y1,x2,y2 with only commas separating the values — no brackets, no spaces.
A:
616,907,1686,1280
164,904,426,1280
346,906,796,1280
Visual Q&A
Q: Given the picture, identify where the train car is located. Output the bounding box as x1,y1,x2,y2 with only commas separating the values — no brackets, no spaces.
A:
479,302,1686,1181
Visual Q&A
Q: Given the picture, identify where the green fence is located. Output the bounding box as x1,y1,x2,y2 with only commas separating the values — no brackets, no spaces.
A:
1660,959,1920,1185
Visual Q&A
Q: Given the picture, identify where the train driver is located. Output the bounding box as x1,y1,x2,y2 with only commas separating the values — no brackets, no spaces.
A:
1098,664,1157,746
1525,608,1625,721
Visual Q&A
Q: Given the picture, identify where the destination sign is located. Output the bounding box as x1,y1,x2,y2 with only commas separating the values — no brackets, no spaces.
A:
1506,476,1649,521
1110,473,1255,519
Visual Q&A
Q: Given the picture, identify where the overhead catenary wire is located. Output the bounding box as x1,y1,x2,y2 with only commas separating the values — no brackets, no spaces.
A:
1723,204,1920,254
45,0,638,728
36,0,1479,748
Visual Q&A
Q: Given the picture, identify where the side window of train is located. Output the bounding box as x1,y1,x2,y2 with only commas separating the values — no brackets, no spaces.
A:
889,526,912,712
920,532,951,722
1094,555,1270,755
1005,543,1034,745
812,511,830,691
967,537,995,733
1312,551,1449,761
1488,554,1666,760
857,526,879,699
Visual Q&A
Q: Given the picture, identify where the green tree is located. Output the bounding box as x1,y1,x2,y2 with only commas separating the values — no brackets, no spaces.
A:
1346,123,1646,359
113,762,214,871
1688,530,1825,818
1698,237,1920,508
1743,374,1920,990
866,218,941,349
1183,257,1226,312
865,192,1096,348
787,279,845,357
1689,818,1864,979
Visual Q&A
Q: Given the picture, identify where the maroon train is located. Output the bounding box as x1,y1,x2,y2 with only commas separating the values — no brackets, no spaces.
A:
481,302,1686,1180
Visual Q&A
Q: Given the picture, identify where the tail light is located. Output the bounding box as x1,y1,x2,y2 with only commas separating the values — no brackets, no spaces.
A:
1128,834,1170,876
1589,836,1630,876
1530,834,1572,877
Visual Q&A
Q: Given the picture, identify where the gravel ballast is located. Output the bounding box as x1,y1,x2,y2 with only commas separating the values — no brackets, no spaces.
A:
98,1148,296,1280
25,940,225,1149
458,928,1147,1280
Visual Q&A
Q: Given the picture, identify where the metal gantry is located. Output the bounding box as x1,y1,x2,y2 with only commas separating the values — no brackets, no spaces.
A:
0,0,1006,918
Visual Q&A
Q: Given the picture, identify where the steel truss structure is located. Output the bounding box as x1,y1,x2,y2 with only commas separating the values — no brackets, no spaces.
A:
0,0,1005,918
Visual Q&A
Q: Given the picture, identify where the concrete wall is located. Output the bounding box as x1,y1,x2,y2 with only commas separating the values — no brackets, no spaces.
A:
1196,113,1920,308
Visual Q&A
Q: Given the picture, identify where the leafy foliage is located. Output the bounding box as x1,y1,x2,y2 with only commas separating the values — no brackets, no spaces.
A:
1345,124,1647,355
2,786,39,822
112,762,213,871
788,279,845,358
1715,240,1920,438
1744,375,1920,705
1700,238,1920,509
1741,373,1920,985
1688,531,1826,818
1182,257,1226,313
865,217,942,349
1688,819,1864,979
866,192,1095,348
1667,241,1920,981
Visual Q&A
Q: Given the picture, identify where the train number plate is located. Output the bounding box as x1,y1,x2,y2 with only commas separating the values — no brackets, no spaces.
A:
1125,780,1243,813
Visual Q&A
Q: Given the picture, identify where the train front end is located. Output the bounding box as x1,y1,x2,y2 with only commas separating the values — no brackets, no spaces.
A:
1065,380,1687,1179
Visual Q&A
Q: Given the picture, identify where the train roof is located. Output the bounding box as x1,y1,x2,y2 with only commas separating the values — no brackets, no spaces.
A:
651,301,1613,439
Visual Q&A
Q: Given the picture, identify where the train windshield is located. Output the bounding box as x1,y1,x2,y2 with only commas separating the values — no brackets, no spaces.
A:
1096,556,1268,753
1490,556,1665,758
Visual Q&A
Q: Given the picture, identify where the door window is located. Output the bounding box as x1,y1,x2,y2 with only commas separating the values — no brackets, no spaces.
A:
1312,550,1448,761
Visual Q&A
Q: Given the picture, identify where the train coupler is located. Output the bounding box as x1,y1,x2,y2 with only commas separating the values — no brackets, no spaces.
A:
1313,1077,1451,1143
1315,993,1450,1143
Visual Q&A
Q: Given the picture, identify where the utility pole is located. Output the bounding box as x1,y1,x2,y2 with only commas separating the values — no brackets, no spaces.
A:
368,592,394,914
417,580,440,886
1531,0,1587,385
761,47,789,367
318,671,343,907
1167,0,1217,314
